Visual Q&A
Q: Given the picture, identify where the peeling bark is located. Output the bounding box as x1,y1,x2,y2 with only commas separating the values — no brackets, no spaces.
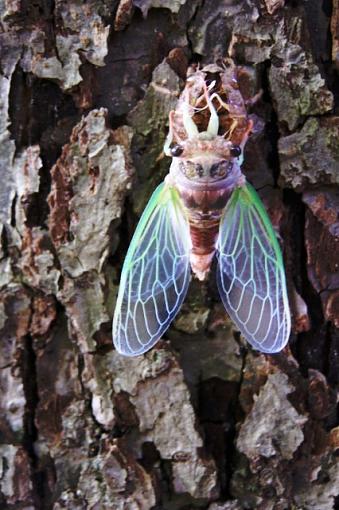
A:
0,1,338,509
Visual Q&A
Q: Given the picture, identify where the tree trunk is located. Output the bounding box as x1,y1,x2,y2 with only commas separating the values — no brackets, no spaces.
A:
0,1,338,509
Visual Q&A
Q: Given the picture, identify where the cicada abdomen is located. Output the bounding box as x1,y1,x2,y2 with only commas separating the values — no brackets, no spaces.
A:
113,61,291,356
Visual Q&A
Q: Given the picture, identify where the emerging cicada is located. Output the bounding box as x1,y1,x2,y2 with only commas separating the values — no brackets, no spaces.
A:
113,62,291,356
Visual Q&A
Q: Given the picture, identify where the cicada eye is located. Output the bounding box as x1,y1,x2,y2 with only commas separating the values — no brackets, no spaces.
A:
170,144,184,157
230,145,241,158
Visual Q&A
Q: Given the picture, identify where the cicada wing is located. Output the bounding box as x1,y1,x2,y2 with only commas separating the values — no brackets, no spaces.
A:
113,182,191,356
217,183,291,353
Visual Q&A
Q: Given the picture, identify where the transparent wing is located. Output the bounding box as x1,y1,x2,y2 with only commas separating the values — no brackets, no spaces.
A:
217,182,291,353
113,182,191,356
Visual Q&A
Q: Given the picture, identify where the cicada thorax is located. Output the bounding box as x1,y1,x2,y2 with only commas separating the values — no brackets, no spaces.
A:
165,61,252,280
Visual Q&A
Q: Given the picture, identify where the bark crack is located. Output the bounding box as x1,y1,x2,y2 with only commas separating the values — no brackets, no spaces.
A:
22,332,44,509
186,0,205,61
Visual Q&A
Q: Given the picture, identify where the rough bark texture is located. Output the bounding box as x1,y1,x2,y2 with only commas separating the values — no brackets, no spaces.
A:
0,1,338,509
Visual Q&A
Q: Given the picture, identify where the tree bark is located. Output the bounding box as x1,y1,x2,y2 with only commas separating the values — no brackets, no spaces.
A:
0,1,338,509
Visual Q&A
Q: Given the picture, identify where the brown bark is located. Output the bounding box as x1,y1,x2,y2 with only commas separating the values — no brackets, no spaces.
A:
0,1,338,509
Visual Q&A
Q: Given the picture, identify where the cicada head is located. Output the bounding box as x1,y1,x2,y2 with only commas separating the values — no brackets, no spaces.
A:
167,139,244,187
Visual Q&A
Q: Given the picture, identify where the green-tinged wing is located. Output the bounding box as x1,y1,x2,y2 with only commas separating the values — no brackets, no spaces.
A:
113,182,191,356
217,182,291,353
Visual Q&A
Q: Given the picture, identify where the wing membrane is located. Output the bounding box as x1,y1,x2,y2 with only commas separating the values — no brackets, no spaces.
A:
217,183,290,353
113,182,191,356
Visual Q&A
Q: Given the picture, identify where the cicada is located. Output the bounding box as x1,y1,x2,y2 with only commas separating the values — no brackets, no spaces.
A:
113,62,291,356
